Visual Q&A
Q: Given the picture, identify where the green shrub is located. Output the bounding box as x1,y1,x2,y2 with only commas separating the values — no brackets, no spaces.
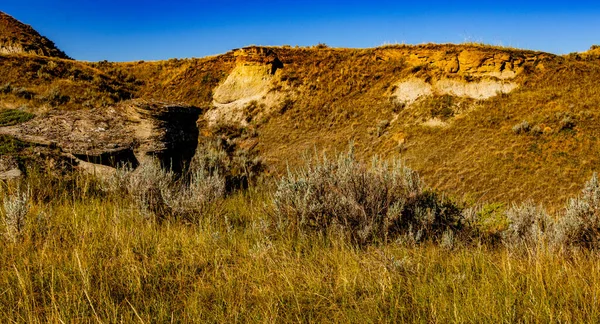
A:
0,135,28,154
462,202,508,244
0,109,35,127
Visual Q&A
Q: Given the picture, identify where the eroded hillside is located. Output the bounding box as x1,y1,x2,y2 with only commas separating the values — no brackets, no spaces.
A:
114,44,597,209
1,11,599,209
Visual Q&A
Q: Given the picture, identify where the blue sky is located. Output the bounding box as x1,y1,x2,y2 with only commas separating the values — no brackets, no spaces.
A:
3,1,600,62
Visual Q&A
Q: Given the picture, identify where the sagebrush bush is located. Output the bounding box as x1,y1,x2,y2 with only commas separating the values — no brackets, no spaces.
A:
2,188,29,242
104,153,226,222
163,154,226,219
559,116,576,131
503,201,551,250
512,120,530,134
555,173,600,249
199,133,265,191
273,148,463,245
121,161,174,219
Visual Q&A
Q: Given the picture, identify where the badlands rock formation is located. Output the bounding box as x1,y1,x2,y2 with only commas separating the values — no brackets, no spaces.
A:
0,100,201,173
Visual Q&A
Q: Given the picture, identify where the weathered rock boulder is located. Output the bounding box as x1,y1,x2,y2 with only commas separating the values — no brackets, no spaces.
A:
0,155,21,180
0,100,201,173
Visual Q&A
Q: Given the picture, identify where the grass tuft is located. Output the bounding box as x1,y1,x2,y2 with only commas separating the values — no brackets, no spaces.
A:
0,108,34,127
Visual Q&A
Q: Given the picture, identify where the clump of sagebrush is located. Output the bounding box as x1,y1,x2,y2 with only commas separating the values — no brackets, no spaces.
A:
2,187,30,242
512,120,530,134
103,153,226,222
503,201,551,251
122,161,174,220
554,173,600,250
272,147,463,245
163,154,226,220
198,134,265,192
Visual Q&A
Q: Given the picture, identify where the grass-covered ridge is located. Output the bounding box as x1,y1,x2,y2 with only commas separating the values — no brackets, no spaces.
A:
2,148,600,322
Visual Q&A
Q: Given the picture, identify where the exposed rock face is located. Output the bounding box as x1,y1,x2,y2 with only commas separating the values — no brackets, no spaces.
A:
208,46,285,126
0,11,70,59
376,44,548,79
0,100,201,173
385,45,547,106
393,79,433,104
393,78,517,104
233,46,284,71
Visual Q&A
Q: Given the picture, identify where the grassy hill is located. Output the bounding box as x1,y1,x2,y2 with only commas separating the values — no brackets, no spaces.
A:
81,44,596,210
2,40,600,209
0,11,69,59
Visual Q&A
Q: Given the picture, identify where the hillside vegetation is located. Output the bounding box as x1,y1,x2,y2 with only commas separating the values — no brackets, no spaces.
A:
86,44,599,210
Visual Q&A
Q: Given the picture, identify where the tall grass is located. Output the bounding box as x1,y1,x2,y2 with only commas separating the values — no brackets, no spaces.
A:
2,151,600,322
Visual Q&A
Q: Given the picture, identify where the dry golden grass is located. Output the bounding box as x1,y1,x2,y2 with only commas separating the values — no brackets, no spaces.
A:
3,14,600,321
1,169,600,322
0,55,135,111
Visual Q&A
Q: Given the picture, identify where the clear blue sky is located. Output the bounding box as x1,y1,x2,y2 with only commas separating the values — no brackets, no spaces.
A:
3,1,600,62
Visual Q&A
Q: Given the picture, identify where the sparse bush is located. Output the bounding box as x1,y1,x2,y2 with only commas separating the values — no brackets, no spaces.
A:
279,98,294,114
38,87,70,106
503,201,551,250
121,161,174,220
530,125,543,136
429,95,455,119
12,87,34,100
555,173,600,250
163,154,226,220
559,116,576,131
272,147,463,245
512,120,530,134
0,83,12,94
198,134,265,191
376,120,390,137
2,188,29,242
